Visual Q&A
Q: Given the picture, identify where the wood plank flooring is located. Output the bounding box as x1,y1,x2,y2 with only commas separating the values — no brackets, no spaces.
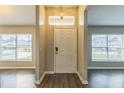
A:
2,69,124,88
38,73,87,88
0,70,35,88
88,69,124,88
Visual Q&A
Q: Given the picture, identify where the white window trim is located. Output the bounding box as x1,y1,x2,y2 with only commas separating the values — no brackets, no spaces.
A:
0,34,33,62
92,34,124,62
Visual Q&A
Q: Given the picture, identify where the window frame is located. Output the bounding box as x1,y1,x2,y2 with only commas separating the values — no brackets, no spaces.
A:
0,28,34,63
0,34,33,62
92,34,124,62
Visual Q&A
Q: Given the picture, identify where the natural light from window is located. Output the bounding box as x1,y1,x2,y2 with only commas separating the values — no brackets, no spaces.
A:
49,16,75,25
92,35,124,62
0,34,32,61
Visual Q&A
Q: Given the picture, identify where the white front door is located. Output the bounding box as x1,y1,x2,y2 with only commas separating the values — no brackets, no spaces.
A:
54,27,77,73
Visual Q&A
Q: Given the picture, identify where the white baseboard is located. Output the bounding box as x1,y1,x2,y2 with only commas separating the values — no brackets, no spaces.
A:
35,71,54,85
35,72,46,85
36,71,89,85
83,80,88,84
45,71,54,74
76,72,88,85
88,67,124,69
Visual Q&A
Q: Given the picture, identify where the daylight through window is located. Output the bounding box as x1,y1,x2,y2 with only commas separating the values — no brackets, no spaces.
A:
0,34,32,61
92,35,124,62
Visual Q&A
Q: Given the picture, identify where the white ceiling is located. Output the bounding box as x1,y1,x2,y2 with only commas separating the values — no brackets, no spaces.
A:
0,5,35,25
88,5,124,25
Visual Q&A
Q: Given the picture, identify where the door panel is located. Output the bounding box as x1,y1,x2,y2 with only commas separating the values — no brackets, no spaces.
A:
54,28,77,73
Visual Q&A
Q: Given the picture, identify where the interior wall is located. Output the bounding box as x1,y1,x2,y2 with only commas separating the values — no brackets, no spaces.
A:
78,5,87,82
35,5,46,83
39,5,46,78
88,5,124,25
87,5,124,69
45,6,78,71
0,26,35,68
0,5,35,25
0,6,36,69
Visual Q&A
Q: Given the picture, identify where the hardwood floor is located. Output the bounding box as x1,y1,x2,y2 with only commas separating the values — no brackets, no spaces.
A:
38,73,87,88
0,70,86,88
88,69,124,88
1,69,124,88
0,70,35,88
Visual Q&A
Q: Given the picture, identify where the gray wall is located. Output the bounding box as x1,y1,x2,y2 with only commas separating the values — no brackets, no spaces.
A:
88,5,124,26
87,5,124,68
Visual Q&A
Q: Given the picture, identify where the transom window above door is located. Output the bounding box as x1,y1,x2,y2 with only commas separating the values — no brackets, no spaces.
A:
92,35,124,62
0,34,32,61
49,16,75,25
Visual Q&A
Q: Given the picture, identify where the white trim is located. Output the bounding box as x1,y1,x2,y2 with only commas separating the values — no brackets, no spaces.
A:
88,67,124,69
54,27,56,73
0,67,35,69
83,80,88,85
35,72,46,85
45,71,55,74
35,71,54,85
76,72,88,85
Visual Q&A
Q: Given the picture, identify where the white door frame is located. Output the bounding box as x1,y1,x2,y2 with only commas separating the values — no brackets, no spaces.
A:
53,26,77,73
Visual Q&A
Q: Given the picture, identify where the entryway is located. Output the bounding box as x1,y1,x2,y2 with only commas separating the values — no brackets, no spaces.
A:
36,5,87,88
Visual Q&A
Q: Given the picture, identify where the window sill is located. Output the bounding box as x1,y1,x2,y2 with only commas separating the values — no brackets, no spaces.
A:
0,60,32,62
92,61,124,63
0,67,35,69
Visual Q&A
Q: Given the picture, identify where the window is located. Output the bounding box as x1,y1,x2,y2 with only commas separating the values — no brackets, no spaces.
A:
49,16,75,25
92,35,124,62
0,34,32,61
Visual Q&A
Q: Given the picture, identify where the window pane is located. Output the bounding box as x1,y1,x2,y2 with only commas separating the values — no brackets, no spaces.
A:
121,49,124,60
49,16,75,25
92,35,107,47
0,35,16,47
17,48,32,60
108,48,121,61
0,35,16,60
108,35,122,48
17,35,32,61
92,48,107,61
0,48,16,60
17,35,32,48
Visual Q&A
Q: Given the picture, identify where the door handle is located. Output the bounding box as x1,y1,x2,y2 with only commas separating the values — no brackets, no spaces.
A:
55,47,59,54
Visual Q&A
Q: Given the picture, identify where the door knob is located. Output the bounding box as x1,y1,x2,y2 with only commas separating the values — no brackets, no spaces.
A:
55,47,59,54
